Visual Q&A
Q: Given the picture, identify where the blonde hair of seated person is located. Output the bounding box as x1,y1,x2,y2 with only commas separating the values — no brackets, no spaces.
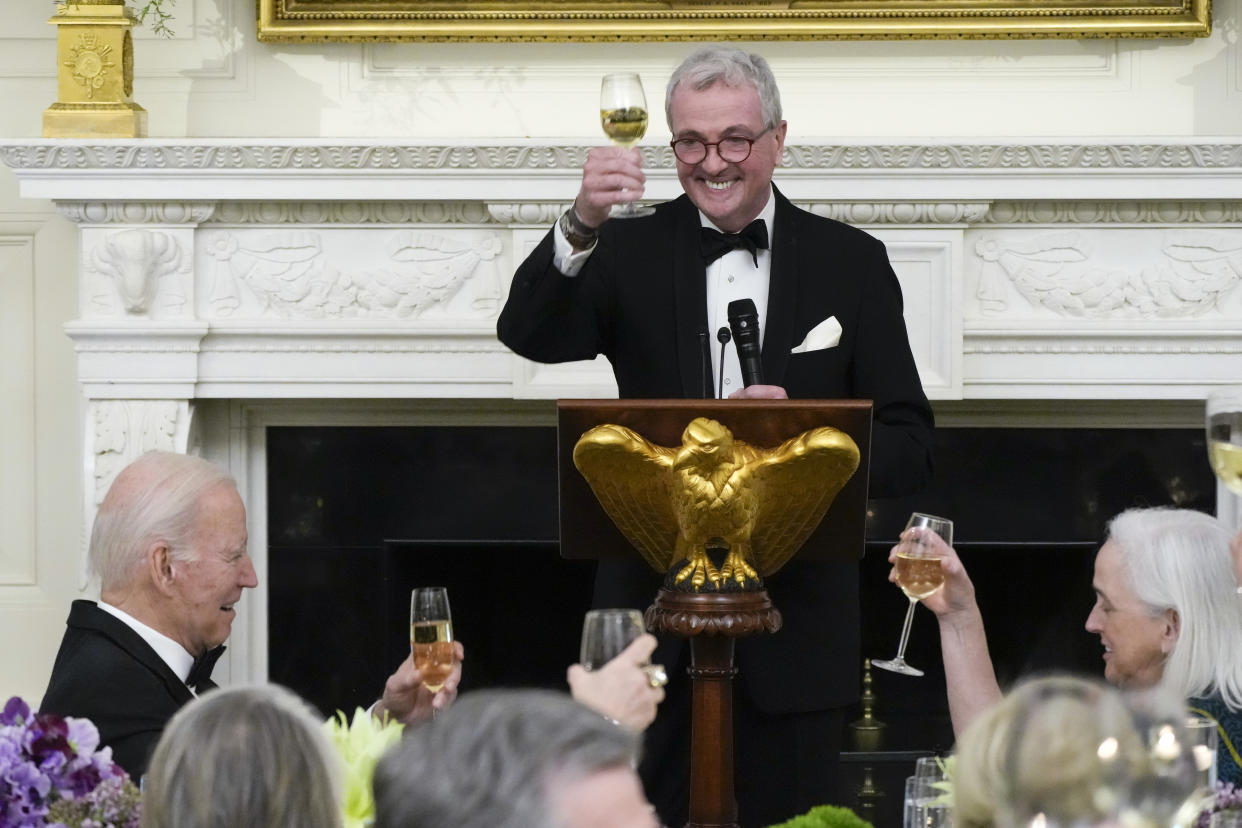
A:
952,675,1150,828
141,684,343,828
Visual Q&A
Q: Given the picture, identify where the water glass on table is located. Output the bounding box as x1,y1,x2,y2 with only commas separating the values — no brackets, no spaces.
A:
903,774,949,828
1186,715,1220,790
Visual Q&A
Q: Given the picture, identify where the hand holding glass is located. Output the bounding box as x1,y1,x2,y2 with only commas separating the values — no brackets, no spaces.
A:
599,73,654,219
580,608,667,687
873,513,954,677
410,587,455,693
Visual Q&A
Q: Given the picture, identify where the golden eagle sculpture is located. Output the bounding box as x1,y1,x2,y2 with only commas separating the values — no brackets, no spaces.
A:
572,417,860,591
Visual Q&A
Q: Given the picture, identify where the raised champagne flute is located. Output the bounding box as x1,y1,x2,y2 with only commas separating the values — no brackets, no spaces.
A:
580,608,667,687
1207,388,1242,497
410,586,455,693
600,72,655,219
873,513,954,677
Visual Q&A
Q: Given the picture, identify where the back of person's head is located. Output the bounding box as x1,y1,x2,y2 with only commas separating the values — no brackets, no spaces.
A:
1106,506,1242,706
665,45,782,131
90,451,236,591
373,688,641,828
953,675,1146,828
141,684,342,828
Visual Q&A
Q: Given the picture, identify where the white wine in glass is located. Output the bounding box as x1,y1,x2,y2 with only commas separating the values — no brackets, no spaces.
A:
873,513,953,677
600,72,655,219
410,586,455,693
1207,389,1242,496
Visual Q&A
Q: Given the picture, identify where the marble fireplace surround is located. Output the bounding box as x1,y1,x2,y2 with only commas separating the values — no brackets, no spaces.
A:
2,137,1239,685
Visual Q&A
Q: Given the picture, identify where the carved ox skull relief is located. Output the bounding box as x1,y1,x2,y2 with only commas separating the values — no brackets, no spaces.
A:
91,229,183,315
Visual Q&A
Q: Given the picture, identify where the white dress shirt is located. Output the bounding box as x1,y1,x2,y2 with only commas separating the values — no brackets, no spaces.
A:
97,600,198,693
552,186,777,398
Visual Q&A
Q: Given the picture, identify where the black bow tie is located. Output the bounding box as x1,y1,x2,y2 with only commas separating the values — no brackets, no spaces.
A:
700,219,769,267
186,644,225,692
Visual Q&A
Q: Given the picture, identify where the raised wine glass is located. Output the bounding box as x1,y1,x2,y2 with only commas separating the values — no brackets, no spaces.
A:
410,586,455,693
580,608,667,687
872,513,954,677
600,72,655,219
1207,388,1242,497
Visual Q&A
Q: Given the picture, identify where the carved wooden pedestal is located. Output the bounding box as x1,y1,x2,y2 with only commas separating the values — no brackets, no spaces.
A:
646,589,782,828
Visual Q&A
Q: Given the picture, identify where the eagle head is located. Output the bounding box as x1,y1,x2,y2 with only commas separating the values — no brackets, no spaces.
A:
674,417,733,470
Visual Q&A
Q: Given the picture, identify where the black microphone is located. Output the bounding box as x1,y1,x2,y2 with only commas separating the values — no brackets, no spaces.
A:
716,327,731,400
727,298,764,387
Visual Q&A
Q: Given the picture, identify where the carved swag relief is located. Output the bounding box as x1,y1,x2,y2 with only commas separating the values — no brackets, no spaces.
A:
975,230,1242,318
203,229,502,319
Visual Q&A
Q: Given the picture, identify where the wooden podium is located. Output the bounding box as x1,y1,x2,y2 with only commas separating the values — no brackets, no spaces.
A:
558,399,872,828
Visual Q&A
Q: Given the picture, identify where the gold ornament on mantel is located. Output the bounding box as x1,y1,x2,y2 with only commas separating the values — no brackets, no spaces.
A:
573,417,860,592
44,0,147,138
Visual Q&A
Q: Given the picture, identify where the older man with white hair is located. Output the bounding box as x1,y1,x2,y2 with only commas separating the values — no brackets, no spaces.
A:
40,451,459,778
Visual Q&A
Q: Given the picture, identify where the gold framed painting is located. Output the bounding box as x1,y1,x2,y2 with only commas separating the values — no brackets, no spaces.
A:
255,0,1210,42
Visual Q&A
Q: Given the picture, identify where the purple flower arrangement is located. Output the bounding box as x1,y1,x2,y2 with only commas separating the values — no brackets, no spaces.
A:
1195,781,1242,828
0,697,140,828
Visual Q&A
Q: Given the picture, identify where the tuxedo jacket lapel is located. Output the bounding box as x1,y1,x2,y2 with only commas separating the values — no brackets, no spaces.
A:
671,196,712,399
762,188,799,387
69,601,195,705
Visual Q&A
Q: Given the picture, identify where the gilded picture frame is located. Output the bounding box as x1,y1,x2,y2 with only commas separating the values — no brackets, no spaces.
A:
256,0,1210,42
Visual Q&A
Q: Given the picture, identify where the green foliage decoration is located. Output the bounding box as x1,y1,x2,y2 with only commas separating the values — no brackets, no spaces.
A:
765,804,876,828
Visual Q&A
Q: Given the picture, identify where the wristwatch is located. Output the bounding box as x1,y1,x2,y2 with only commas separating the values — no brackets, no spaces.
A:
559,206,599,251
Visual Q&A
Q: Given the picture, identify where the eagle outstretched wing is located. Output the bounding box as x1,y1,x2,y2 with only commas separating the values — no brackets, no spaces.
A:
572,424,680,574
747,427,861,576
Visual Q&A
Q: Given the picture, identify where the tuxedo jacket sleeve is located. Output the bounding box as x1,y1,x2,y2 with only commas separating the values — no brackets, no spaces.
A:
40,600,194,779
499,188,934,711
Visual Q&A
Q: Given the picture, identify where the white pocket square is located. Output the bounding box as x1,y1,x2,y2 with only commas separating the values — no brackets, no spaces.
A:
791,316,842,354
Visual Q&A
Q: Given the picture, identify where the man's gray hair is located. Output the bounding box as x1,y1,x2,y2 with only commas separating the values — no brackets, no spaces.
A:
373,688,641,828
141,684,343,828
89,450,236,590
665,45,783,132
1107,506,1242,708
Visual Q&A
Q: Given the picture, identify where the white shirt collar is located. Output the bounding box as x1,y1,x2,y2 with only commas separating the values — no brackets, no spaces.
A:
97,600,196,685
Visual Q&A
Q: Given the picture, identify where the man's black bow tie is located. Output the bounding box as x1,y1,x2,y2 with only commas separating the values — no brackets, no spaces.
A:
186,644,225,692
700,219,769,267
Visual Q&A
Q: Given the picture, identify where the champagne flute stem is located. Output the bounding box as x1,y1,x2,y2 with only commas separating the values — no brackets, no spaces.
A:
893,598,918,659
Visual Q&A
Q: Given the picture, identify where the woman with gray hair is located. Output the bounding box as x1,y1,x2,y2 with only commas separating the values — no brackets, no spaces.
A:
893,506,1242,783
141,684,343,828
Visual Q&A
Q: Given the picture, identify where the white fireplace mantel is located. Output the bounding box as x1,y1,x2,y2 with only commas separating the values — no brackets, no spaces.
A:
5,137,1239,685
3,137,1239,405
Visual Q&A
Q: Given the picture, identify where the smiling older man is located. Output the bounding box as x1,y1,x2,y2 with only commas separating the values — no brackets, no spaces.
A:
40,451,459,778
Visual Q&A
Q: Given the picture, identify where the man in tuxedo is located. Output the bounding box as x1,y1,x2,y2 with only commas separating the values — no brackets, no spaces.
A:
40,451,459,778
498,46,934,826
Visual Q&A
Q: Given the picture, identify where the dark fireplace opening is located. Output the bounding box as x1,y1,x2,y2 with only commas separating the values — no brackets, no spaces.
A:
266,420,1212,824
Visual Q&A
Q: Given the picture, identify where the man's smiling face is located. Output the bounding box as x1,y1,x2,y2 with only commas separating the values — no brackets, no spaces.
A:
166,483,256,655
669,80,786,234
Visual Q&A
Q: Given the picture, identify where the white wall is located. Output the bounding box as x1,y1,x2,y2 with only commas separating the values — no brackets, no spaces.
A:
1,0,1239,700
